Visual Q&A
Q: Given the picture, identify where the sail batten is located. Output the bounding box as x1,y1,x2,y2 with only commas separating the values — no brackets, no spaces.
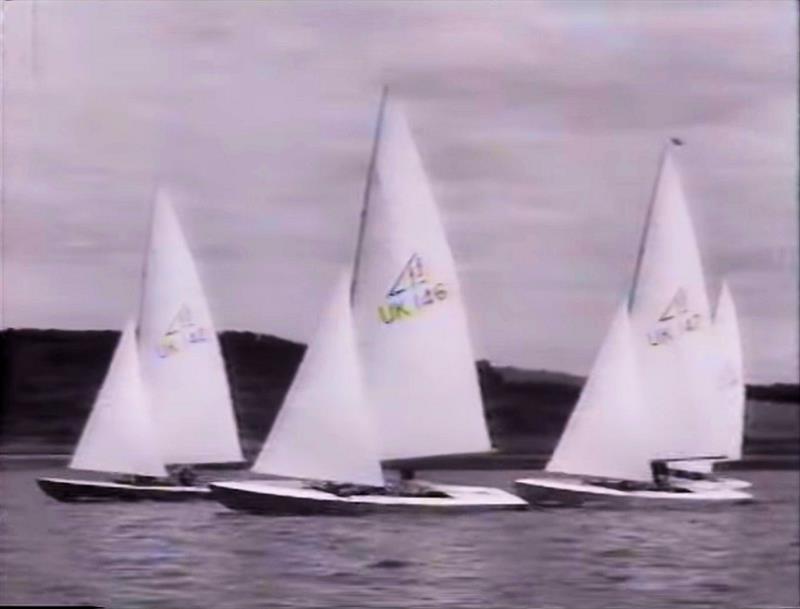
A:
253,272,384,487
137,190,243,465
70,320,167,478
351,96,491,460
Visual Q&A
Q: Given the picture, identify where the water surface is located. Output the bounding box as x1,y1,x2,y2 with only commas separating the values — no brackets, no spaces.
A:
1,463,797,608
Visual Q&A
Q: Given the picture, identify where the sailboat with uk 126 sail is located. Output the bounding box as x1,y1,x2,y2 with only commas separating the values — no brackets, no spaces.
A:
209,90,527,514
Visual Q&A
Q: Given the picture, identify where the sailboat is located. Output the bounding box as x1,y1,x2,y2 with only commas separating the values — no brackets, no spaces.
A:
38,191,243,501
209,91,527,514
514,140,753,506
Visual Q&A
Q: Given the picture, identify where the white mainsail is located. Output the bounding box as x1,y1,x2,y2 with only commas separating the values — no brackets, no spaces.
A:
70,320,167,478
137,190,243,465
547,302,653,482
351,92,492,460
253,272,384,486
628,142,719,461
712,281,745,460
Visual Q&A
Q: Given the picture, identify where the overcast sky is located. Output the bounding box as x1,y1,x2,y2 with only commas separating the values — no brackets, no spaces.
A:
2,0,797,383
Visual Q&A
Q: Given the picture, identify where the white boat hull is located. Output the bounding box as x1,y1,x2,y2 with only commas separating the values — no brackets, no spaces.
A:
37,477,211,502
209,479,529,515
514,476,753,508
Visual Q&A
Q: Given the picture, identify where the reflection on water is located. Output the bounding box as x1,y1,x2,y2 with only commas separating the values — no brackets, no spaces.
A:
1,464,797,609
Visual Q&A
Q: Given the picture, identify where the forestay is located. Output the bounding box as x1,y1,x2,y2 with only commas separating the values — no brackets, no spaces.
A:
627,144,718,460
70,320,167,478
253,272,384,487
137,190,243,465
351,94,491,460
547,302,653,482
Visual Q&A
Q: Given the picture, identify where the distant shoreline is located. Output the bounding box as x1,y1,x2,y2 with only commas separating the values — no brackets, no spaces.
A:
2,329,797,473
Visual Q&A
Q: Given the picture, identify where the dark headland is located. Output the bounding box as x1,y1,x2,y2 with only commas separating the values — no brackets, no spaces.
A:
1,329,797,470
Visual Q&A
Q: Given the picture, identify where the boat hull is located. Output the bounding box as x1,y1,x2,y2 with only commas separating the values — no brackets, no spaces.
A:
514,476,753,508
37,477,212,502
209,480,529,515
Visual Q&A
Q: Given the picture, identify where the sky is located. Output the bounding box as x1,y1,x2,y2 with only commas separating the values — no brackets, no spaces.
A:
1,0,797,383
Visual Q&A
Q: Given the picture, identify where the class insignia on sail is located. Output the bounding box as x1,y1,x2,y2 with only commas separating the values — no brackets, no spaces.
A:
157,304,210,358
377,253,448,324
647,287,704,346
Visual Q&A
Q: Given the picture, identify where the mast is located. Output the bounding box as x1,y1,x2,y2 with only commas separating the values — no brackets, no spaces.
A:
350,85,389,304
135,184,160,338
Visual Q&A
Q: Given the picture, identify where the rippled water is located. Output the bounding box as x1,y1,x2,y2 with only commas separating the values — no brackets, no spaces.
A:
1,462,797,609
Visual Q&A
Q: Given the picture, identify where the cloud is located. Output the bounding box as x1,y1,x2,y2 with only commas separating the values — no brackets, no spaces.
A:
2,0,797,382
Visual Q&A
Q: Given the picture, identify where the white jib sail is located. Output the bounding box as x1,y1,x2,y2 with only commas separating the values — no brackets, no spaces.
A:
711,281,746,460
137,190,243,464
253,272,384,487
70,320,167,478
547,302,653,482
351,93,492,460
628,142,718,461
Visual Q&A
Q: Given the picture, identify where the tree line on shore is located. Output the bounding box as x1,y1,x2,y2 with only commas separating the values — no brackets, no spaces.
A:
1,329,797,457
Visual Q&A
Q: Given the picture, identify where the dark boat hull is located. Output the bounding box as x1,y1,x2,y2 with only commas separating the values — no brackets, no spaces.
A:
37,477,212,502
514,476,753,508
209,480,529,516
